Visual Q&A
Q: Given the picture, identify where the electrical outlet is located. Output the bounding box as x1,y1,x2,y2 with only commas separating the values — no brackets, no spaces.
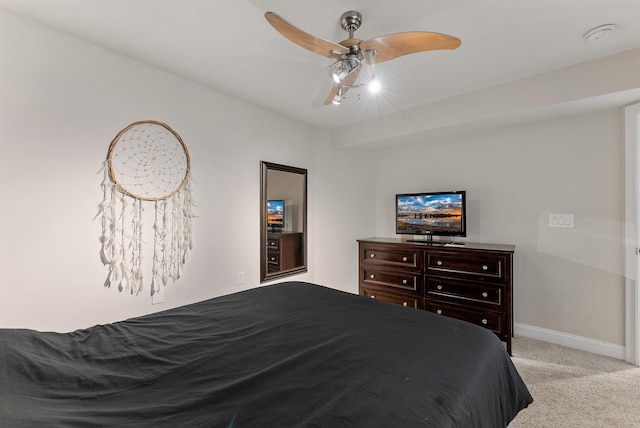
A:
237,272,245,285
152,287,164,304
549,214,574,228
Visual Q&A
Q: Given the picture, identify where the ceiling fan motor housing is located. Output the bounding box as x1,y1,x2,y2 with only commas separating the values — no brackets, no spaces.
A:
339,11,364,55
340,11,362,33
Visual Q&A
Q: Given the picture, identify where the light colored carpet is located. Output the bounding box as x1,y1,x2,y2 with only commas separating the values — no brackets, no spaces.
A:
508,336,640,427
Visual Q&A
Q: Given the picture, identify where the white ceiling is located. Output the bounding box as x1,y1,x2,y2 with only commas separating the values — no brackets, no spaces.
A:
1,0,640,132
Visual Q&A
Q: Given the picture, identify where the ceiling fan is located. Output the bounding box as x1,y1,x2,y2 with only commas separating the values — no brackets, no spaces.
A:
265,10,461,105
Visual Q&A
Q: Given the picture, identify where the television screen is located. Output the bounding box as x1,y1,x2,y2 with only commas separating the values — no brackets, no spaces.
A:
396,191,466,236
267,199,284,228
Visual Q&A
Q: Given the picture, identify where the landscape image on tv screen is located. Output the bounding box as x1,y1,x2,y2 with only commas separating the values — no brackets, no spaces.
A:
267,200,284,227
396,193,464,235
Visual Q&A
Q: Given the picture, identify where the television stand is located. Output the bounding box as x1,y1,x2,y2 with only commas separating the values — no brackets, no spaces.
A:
406,235,434,244
357,237,515,355
444,242,465,247
266,232,303,273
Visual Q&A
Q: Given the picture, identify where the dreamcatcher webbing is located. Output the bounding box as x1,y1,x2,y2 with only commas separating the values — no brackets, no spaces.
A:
97,121,193,295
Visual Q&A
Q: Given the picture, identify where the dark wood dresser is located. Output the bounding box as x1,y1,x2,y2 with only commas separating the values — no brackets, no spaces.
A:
267,232,303,273
358,237,515,354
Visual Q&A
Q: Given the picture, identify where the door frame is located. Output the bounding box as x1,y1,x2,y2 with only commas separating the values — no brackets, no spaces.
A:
624,102,640,365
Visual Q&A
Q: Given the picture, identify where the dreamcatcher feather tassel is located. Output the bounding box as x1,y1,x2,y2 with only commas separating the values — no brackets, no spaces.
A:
97,121,193,297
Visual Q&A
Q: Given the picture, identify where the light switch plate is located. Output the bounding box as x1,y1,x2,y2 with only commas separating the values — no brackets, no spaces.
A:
549,213,574,228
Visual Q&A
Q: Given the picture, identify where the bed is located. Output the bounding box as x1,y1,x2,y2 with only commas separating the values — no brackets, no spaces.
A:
0,281,532,427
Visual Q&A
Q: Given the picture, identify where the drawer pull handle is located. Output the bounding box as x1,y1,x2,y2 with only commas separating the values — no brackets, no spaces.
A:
370,274,375,279
436,309,442,315
482,292,488,298
481,319,488,325
437,260,443,266
403,302,408,307
482,265,488,271
370,253,375,258
402,279,408,284
402,256,408,262
436,285,443,290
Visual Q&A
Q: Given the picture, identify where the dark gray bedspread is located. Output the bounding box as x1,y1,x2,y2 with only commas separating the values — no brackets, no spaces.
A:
0,281,531,427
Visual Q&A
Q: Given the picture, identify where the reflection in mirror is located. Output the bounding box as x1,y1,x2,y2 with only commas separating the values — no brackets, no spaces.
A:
260,161,307,282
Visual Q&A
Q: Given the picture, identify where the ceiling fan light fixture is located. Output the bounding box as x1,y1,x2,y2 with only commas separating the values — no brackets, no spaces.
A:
332,69,345,84
368,79,381,93
332,87,344,105
330,58,361,84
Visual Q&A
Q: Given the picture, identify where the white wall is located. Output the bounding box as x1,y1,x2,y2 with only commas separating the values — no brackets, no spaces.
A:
0,11,326,331
0,10,630,352
312,128,376,292
373,109,626,345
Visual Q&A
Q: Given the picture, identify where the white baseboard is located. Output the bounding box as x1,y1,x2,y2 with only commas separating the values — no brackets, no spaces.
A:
514,323,626,360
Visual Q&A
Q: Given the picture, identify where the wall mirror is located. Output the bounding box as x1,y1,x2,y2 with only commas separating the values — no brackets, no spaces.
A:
260,161,307,282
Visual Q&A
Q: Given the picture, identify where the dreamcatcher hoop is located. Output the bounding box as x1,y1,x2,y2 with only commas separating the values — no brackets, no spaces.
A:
107,120,191,201
98,120,194,296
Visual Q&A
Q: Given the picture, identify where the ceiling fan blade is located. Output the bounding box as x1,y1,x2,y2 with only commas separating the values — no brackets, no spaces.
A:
360,32,461,64
265,12,349,59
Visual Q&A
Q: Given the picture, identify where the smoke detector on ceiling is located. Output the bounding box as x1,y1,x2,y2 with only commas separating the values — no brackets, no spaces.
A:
583,24,616,42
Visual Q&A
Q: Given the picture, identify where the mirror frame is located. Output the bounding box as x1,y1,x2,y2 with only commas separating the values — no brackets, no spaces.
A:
260,161,308,282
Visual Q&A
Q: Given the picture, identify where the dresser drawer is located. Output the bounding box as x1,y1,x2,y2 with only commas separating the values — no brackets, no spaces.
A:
426,277,503,307
267,237,279,250
426,251,506,282
361,246,421,270
267,251,279,272
362,267,422,293
363,288,420,309
267,248,279,264
424,300,505,337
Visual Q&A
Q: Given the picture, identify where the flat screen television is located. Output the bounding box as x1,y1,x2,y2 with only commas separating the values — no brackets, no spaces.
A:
267,199,285,229
396,191,466,237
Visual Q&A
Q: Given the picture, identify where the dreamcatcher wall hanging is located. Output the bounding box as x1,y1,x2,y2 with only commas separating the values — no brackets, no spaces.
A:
97,120,194,296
